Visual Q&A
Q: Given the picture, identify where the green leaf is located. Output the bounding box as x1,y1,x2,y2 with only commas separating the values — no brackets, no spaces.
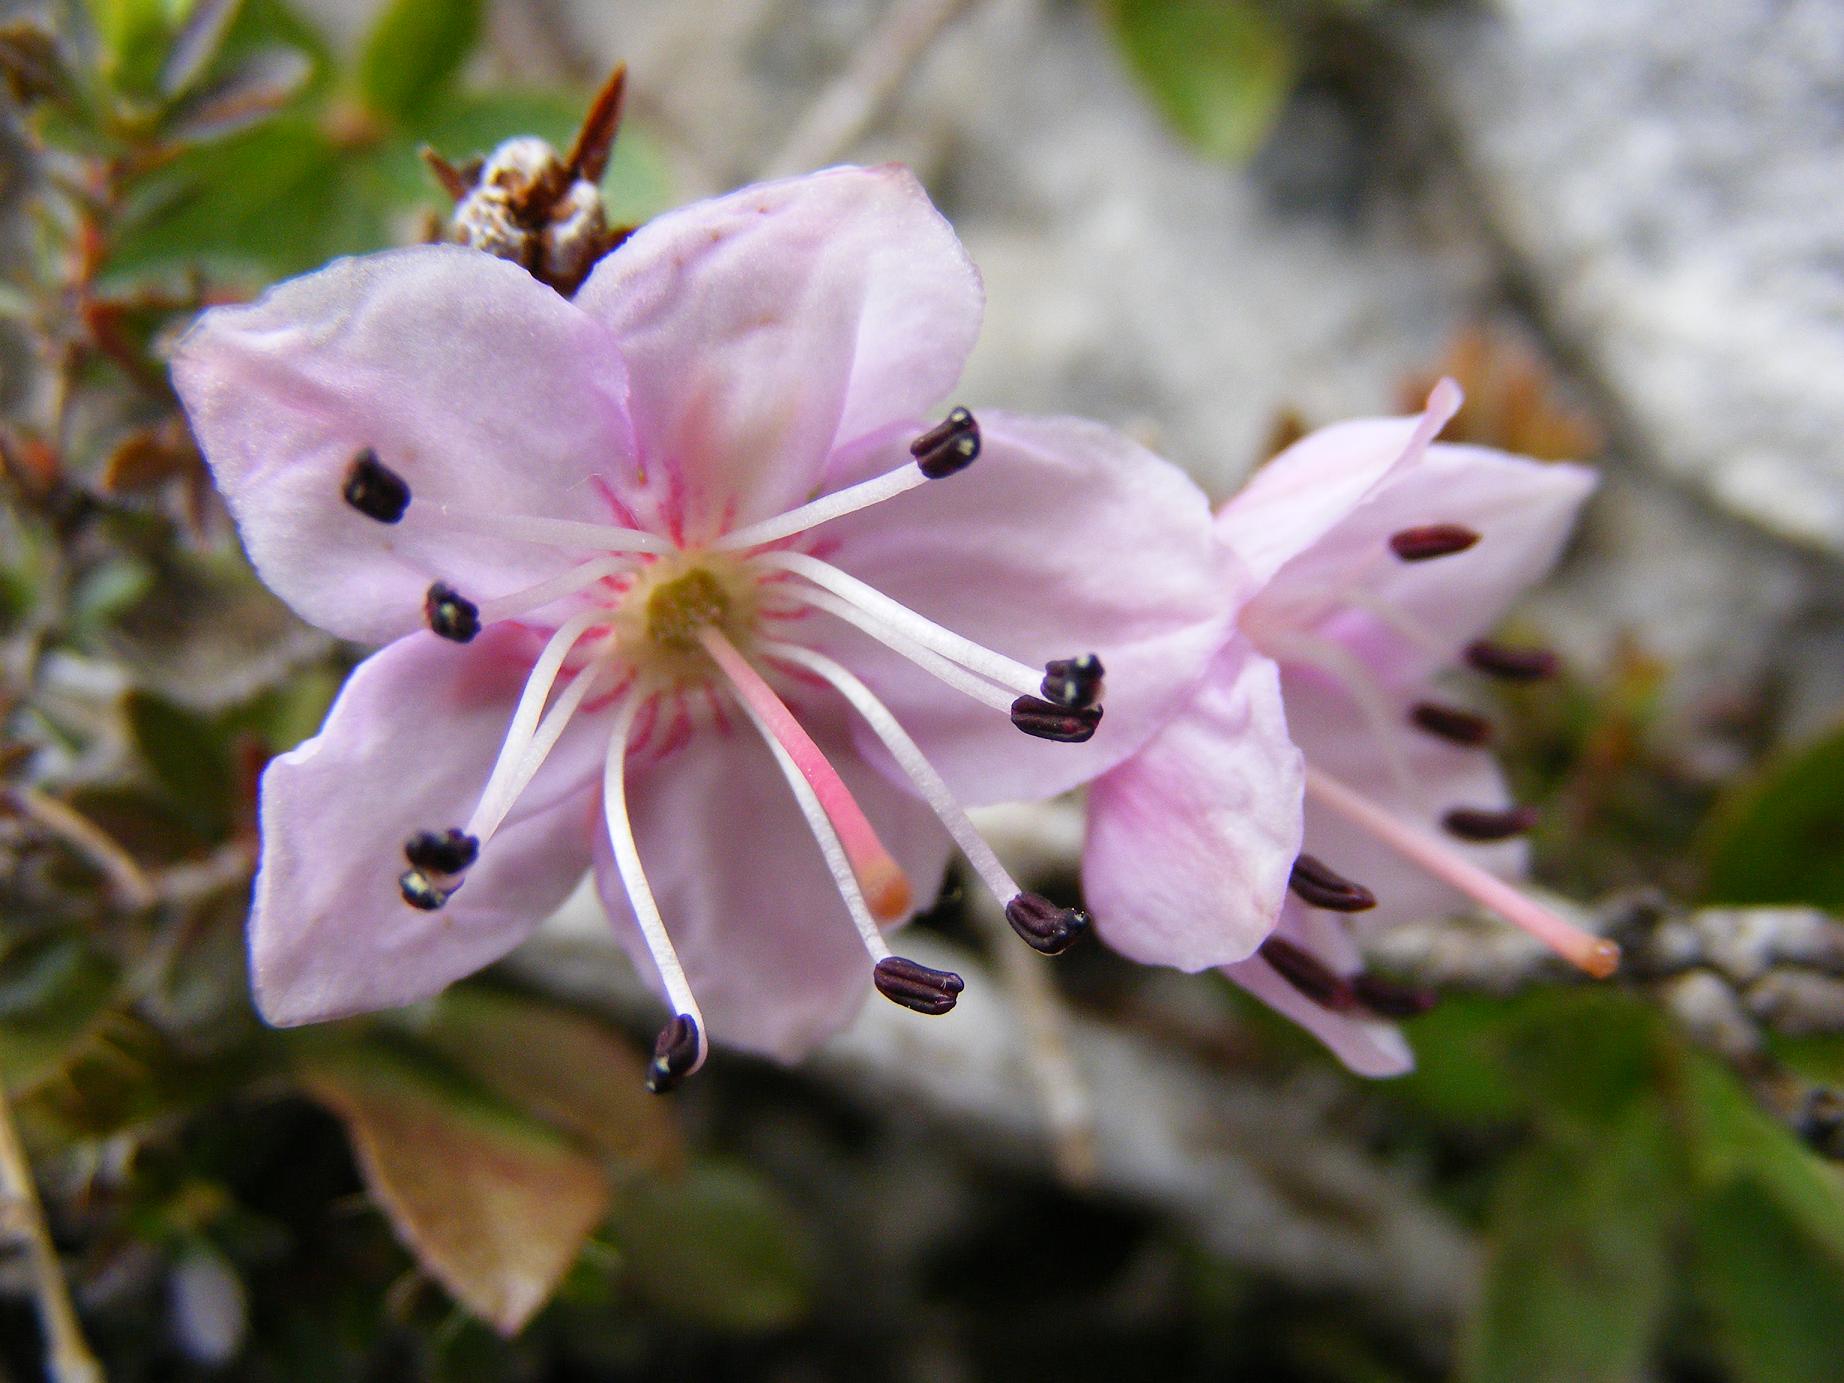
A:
1491,989,1665,1133
90,0,172,96
1682,1055,1844,1262
300,1040,608,1336
125,688,236,835
356,0,481,124
1702,719,1844,908
1106,0,1297,164
613,1163,811,1331
1459,1103,1675,1383
0,934,120,1092
1692,1178,1844,1383
409,988,678,1171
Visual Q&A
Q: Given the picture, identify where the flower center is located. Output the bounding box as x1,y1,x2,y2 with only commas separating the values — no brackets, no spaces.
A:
644,566,732,649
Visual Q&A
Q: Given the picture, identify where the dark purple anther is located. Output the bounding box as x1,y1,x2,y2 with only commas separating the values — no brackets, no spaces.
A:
1287,855,1377,912
1352,974,1438,1018
1004,892,1091,956
342,448,410,523
1465,640,1559,682
1389,524,1479,562
1010,695,1102,743
425,582,481,643
1442,805,1540,842
1041,654,1105,711
1409,701,1494,747
873,956,965,1015
1258,937,1357,1011
405,828,479,876
910,406,981,479
398,869,449,911
646,1014,701,1094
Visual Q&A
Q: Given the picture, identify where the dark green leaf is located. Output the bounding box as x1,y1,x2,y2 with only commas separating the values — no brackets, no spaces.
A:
1459,1103,1674,1383
0,934,120,1092
125,689,236,835
1491,988,1665,1133
1106,0,1297,164
1703,720,1844,908
1692,1178,1844,1383
1683,1055,1844,1262
614,1163,811,1331
356,0,481,124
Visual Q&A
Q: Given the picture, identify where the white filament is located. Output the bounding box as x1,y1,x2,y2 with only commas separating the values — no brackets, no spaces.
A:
602,695,707,1058
465,662,610,845
751,549,1041,697
789,586,1017,714
475,554,638,625
1265,630,1420,803
433,505,675,556
763,641,1025,909
464,608,608,838
712,463,928,552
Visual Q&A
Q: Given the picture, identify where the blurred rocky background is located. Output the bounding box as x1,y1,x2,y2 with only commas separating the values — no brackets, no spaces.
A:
3,0,1844,1378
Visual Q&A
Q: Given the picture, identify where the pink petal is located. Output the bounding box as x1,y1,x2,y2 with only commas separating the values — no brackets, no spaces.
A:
250,629,604,1025
1282,671,1525,928
172,245,639,645
593,704,953,1063
1246,442,1597,687
573,166,982,542
815,411,1236,804
1214,379,1463,587
1222,903,1414,1077
1083,639,1303,970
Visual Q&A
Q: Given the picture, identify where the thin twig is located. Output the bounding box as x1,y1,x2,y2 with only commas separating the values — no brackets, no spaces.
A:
765,0,980,177
968,892,1099,1187
0,1078,104,1382
8,785,156,911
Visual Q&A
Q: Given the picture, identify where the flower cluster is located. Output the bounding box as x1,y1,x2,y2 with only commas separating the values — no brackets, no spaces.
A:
173,161,1602,1088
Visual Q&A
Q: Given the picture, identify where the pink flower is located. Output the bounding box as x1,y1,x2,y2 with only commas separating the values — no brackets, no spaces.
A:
1083,381,1604,1075
172,166,1230,1087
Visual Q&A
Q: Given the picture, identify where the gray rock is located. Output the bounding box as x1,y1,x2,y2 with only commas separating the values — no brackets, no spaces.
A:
1391,0,1844,556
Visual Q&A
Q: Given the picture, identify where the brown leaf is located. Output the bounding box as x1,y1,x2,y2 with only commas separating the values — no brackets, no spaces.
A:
99,422,198,495
1401,324,1606,462
301,1046,608,1335
415,988,679,1172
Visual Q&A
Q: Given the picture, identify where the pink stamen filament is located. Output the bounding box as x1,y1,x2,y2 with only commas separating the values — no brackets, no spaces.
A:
729,678,894,964
748,549,1042,698
698,627,911,923
603,695,707,1065
1303,765,1618,978
711,462,929,553
762,641,1025,908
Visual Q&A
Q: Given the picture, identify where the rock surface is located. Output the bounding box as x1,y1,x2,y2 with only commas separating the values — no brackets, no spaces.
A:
1391,0,1844,557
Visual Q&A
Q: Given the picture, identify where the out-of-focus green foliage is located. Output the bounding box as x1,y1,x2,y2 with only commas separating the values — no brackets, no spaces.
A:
1104,0,1297,164
1703,721,1844,909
